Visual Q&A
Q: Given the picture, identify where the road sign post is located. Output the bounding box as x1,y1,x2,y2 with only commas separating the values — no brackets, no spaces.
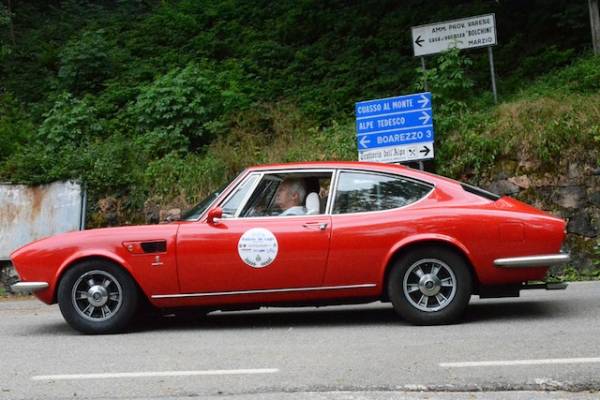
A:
355,92,434,164
411,14,498,102
488,46,498,103
420,57,428,92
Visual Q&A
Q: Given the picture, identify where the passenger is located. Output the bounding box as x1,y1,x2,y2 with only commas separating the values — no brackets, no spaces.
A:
274,178,307,216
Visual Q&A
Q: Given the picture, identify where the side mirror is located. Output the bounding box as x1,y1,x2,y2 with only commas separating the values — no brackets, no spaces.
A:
206,207,223,224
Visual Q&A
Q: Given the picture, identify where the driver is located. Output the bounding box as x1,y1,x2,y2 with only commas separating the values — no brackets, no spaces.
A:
274,178,307,216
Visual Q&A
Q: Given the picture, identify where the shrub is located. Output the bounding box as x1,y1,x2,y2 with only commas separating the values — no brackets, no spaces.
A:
0,93,33,162
537,55,600,94
38,93,104,148
143,152,228,204
127,61,250,156
58,29,115,94
0,4,12,60
416,47,475,114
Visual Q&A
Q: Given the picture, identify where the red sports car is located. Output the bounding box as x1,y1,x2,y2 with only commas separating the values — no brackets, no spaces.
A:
11,161,570,334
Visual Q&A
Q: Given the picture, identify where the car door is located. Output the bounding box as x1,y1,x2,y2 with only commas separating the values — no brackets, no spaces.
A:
176,170,333,294
323,170,434,286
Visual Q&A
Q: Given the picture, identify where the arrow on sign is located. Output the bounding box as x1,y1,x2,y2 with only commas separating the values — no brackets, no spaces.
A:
418,94,429,108
359,136,371,149
419,111,431,125
415,35,424,47
420,146,431,157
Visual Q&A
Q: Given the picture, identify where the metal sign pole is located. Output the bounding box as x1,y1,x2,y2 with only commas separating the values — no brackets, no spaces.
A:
420,57,428,91
419,59,428,171
488,46,498,104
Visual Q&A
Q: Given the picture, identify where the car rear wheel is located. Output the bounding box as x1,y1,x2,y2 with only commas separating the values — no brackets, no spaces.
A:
388,246,472,325
57,260,139,334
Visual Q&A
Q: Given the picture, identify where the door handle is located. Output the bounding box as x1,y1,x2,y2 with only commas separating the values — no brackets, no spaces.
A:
302,222,328,230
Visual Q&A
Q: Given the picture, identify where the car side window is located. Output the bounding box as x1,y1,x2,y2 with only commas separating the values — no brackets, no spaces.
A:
240,176,282,217
239,172,332,218
220,175,259,218
332,171,432,214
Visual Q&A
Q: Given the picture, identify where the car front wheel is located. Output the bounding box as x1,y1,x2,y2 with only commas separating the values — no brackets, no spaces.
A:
388,246,472,325
57,260,139,334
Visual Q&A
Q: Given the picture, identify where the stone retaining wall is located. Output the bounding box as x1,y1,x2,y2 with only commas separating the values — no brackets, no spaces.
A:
481,161,599,275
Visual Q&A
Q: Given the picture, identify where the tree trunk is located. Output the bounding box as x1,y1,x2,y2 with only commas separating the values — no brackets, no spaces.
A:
590,0,600,55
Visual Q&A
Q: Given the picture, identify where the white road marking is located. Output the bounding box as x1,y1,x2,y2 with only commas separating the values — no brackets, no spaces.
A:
32,368,279,381
440,357,600,368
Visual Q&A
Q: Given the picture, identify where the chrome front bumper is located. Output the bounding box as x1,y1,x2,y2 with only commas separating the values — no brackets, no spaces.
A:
494,253,571,268
10,282,49,293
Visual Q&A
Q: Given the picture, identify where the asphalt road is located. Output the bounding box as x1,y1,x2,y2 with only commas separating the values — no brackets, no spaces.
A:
1,282,600,400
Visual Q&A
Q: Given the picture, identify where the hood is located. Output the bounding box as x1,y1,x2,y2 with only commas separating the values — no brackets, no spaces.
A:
10,223,181,261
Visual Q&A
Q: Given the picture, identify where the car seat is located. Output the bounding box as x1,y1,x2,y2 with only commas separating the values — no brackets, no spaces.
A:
305,192,320,215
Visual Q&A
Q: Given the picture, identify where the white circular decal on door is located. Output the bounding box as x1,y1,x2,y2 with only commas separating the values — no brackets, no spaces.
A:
238,228,278,268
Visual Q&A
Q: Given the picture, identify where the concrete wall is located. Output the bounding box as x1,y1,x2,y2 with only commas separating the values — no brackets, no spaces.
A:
0,181,84,260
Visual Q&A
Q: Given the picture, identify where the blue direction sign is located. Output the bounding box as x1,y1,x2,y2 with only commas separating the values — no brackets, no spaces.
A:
355,92,434,163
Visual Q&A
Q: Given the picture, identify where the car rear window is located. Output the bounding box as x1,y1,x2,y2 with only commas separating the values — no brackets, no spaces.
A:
333,171,433,214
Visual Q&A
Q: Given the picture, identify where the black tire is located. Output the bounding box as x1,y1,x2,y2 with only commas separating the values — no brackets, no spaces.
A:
57,260,139,334
387,246,472,325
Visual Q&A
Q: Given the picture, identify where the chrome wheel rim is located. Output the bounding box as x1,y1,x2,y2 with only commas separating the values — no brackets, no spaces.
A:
71,270,122,322
402,259,457,312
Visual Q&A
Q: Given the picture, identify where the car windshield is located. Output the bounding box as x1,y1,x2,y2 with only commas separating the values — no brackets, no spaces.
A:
181,184,227,221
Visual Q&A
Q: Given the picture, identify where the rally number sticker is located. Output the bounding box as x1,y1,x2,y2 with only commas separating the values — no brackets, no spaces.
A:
238,228,278,268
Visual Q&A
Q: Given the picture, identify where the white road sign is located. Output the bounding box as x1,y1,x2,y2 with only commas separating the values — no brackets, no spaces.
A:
411,14,497,57
358,141,433,164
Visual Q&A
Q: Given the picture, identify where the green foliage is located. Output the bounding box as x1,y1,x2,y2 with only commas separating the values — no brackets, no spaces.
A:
79,134,143,197
38,93,104,148
1,141,64,185
128,62,249,155
435,91,600,179
309,121,356,161
413,48,499,178
515,46,576,80
144,152,228,203
417,47,474,111
548,265,600,282
531,102,588,163
0,0,597,225
526,55,600,95
436,124,501,178
58,29,115,94
429,55,600,179
594,241,600,270
0,5,9,26
0,93,33,162
416,48,477,151
0,4,12,59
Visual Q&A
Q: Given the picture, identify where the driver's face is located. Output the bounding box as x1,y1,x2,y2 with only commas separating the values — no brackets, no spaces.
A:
275,182,299,210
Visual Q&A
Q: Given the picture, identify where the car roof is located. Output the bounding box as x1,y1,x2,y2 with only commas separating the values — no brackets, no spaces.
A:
245,161,460,187
248,161,410,173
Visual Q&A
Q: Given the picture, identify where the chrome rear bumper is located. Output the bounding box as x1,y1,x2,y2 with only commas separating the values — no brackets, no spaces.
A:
494,253,571,268
10,282,49,293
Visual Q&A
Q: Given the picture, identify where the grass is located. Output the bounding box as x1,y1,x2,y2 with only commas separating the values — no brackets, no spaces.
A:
435,93,600,180
548,267,600,283
136,87,599,218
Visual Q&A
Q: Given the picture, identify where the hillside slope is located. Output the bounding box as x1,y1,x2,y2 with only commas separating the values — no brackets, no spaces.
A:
0,1,598,274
